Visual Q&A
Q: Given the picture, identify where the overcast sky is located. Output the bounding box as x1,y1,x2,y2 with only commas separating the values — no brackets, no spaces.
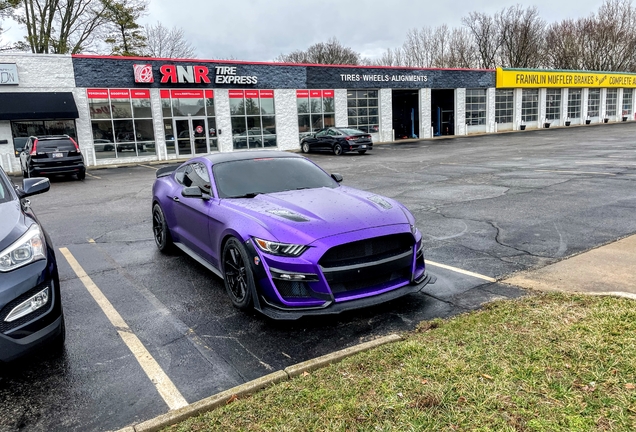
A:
3,0,606,61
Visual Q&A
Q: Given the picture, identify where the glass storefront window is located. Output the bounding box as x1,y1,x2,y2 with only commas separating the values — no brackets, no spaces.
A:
347,90,378,133
297,90,335,139
568,89,581,119
10,120,78,154
588,89,600,118
161,89,217,155
230,90,276,150
87,88,156,159
606,89,618,117
466,89,487,126
522,89,539,122
495,89,514,124
545,89,561,121
623,89,633,116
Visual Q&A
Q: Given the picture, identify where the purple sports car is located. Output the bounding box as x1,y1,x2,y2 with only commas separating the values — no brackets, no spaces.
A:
151,150,435,320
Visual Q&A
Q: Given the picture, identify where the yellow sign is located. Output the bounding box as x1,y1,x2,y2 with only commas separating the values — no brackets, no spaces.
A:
496,68,636,88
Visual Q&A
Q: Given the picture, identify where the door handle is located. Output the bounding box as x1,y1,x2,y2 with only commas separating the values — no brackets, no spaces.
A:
172,196,180,202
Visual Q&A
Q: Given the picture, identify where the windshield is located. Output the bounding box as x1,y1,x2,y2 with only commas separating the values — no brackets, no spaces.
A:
339,128,365,136
213,157,338,198
0,172,11,204
37,139,76,151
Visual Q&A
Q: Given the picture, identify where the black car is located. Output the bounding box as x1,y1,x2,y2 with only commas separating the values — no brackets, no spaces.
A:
0,167,65,363
19,135,86,180
300,127,373,155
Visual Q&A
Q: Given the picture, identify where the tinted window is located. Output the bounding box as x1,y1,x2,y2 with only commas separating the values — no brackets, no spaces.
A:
37,139,76,151
0,172,12,204
176,163,213,195
338,128,364,135
213,157,337,198
13,137,28,153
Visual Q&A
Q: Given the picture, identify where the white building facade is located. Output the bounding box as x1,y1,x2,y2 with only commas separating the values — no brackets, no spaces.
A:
1,54,635,174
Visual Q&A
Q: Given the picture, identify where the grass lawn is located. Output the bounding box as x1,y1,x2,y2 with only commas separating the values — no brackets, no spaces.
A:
167,293,636,431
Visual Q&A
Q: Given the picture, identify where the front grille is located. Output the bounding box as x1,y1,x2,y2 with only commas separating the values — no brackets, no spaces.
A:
319,233,413,268
327,266,411,294
0,284,52,334
273,280,313,298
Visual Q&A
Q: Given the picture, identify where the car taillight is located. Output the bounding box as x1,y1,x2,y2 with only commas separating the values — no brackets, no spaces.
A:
345,136,355,141
30,139,38,155
70,137,81,153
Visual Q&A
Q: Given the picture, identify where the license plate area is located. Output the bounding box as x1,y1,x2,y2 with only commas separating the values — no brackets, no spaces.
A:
52,152,63,158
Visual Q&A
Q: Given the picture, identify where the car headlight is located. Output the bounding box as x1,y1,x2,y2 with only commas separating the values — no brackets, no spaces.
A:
253,238,307,257
0,225,46,272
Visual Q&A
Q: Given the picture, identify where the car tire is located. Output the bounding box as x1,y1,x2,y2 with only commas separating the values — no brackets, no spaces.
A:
333,143,343,156
222,237,254,310
152,204,174,253
77,169,86,180
358,150,367,155
301,142,310,153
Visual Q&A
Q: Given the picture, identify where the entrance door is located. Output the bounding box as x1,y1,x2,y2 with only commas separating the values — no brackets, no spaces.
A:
174,117,209,156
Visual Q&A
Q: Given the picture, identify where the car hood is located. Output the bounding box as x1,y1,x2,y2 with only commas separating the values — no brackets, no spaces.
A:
0,201,29,251
222,186,411,244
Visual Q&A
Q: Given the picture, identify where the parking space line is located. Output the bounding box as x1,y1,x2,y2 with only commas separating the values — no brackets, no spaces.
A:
86,172,101,179
425,260,497,282
59,247,188,411
139,164,158,170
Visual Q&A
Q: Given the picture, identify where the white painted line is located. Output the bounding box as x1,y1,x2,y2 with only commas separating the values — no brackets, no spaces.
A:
425,260,496,282
59,247,188,411
535,169,616,176
86,172,101,179
139,164,158,170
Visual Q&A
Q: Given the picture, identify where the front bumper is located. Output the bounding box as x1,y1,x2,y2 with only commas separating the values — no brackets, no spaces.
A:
0,252,64,362
244,226,435,320
257,272,436,320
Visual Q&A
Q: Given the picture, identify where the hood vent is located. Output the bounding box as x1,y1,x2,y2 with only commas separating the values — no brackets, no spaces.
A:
267,209,309,222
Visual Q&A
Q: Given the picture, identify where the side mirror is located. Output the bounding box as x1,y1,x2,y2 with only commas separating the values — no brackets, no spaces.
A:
182,186,210,200
18,177,50,198
331,173,343,183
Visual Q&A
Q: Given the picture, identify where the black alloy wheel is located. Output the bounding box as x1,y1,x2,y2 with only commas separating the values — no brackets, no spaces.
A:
152,204,173,252
222,237,254,310
333,143,343,156
77,169,86,180
302,142,310,153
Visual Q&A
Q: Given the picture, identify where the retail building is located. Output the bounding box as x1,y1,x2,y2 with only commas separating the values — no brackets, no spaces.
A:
0,53,635,173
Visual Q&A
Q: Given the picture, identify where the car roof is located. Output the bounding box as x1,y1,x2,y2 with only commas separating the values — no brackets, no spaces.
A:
203,150,303,165
31,135,72,140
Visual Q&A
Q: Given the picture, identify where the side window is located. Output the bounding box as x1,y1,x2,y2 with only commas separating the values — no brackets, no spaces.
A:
174,165,187,184
316,129,328,137
184,162,213,195
327,129,338,136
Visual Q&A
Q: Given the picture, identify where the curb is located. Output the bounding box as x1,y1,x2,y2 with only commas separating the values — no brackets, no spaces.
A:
118,333,403,432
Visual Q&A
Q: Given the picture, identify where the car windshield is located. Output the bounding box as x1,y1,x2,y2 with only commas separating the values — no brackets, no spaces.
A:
37,139,75,151
338,128,365,136
0,172,11,204
213,157,338,198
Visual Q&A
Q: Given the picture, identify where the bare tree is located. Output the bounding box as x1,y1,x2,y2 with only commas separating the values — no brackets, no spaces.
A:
275,37,361,65
142,21,195,58
12,0,109,53
545,19,584,70
496,5,546,68
461,11,501,68
447,27,478,68
579,0,636,71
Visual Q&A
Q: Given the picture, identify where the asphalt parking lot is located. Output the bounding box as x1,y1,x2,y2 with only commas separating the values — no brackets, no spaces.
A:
1,122,636,431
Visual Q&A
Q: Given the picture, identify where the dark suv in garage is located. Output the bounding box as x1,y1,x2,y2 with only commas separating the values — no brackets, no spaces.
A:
0,167,65,362
19,135,86,180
